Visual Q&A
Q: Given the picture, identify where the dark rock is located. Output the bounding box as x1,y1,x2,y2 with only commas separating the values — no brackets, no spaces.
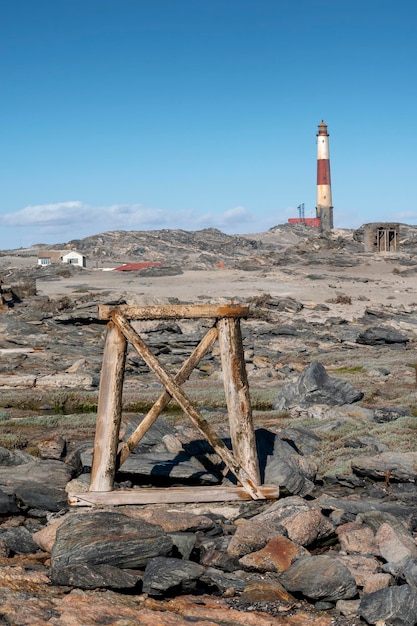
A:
399,556,417,587
0,447,34,466
168,533,197,560
263,297,304,313
318,498,417,532
0,457,73,495
50,511,172,585
53,563,140,590
0,488,19,514
279,555,357,601
278,427,322,456
14,481,68,512
256,428,316,496
359,584,417,625
356,326,408,346
142,556,205,597
201,567,254,593
274,361,363,409
0,526,39,554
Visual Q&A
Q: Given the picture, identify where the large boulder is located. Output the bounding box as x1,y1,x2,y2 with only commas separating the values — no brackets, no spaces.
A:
274,361,363,410
50,511,172,588
279,555,357,601
359,584,417,625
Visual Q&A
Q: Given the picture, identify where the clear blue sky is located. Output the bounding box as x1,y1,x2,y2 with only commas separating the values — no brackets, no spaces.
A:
1,0,416,249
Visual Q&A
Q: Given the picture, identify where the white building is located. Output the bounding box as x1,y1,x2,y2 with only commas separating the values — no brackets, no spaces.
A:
38,250,86,267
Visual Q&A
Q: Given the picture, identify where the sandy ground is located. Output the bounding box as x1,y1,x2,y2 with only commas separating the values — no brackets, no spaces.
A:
35,255,417,322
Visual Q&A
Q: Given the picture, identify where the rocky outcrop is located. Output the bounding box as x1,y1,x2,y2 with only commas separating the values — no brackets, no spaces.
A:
274,362,363,410
2,224,417,623
0,418,417,623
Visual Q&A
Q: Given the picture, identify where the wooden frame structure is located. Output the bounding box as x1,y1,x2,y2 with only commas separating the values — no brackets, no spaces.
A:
69,304,279,506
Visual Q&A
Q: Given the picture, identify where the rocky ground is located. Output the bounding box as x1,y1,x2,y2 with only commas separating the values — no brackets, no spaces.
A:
0,223,417,624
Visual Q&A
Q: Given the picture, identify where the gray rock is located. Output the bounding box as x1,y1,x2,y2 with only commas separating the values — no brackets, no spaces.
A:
201,567,253,593
262,297,303,313
0,457,72,494
227,517,288,559
0,526,39,555
276,427,322,456
168,533,197,560
351,451,417,482
14,481,68,512
399,557,417,588
356,326,408,346
142,556,205,597
246,495,335,548
319,499,417,532
0,447,35,466
359,584,417,625
279,555,357,601
50,511,172,585
274,361,363,409
256,428,316,496
0,488,19,515
50,563,140,590
375,521,417,566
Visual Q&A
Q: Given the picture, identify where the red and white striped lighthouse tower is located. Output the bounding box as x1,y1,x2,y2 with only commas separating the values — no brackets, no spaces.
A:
316,120,333,231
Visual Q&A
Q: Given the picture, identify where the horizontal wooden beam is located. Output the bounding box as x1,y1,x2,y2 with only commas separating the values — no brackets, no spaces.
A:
98,303,250,321
69,484,279,506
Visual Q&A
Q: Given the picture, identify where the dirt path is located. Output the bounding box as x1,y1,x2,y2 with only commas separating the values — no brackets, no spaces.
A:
36,256,417,323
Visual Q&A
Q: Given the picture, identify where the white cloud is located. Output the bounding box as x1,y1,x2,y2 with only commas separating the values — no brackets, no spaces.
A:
391,210,417,222
2,201,85,226
0,200,283,249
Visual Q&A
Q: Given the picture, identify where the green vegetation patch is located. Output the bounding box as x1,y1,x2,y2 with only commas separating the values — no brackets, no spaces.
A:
303,414,417,479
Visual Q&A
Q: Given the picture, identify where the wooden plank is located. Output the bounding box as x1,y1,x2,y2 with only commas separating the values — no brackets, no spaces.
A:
111,310,264,500
70,484,279,506
98,303,250,321
118,325,219,468
89,322,127,492
217,317,261,486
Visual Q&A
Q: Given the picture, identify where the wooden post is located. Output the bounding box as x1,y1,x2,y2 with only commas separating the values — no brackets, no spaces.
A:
218,317,261,486
89,322,127,492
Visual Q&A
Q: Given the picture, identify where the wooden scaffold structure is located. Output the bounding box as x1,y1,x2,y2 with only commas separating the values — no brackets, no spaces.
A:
70,304,279,507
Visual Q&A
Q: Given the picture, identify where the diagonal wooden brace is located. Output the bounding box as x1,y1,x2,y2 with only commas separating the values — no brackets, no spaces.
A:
111,310,264,500
117,324,219,468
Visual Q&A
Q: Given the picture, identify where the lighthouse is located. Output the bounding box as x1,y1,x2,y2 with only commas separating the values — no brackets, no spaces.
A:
316,120,333,231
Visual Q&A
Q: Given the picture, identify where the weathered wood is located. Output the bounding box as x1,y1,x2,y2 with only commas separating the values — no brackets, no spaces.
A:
217,317,261,486
111,310,264,500
98,303,250,321
89,322,127,492
70,484,279,506
117,325,219,468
